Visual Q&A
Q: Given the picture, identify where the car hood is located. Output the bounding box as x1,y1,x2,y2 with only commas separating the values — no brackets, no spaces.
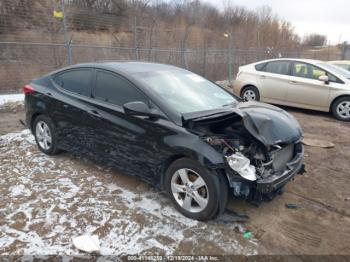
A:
183,101,303,146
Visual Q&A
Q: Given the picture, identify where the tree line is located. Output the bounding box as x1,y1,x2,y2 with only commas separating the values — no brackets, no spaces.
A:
0,0,328,51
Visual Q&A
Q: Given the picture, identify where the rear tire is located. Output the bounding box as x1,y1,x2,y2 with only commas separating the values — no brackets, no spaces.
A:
332,96,350,121
33,115,60,155
241,85,260,101
164,158,227,221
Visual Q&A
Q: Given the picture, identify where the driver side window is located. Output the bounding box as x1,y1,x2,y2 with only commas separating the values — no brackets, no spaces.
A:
292,62,339,83
309,64,327,80
94,70,148,107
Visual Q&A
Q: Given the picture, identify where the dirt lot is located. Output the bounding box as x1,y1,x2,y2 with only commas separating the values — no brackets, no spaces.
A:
0,102,24,136
0,101,349,256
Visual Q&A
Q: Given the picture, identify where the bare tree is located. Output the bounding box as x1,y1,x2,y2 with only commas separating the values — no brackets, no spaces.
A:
303,34,327,47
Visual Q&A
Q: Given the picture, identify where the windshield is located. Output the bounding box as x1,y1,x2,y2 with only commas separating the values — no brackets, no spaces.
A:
318,63,350,80
133,70,237,113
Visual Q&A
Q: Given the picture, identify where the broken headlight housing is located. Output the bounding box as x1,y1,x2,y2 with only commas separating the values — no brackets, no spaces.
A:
225,153,257,181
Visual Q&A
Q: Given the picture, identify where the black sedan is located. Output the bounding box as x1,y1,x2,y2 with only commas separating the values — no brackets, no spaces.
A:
24,62,305,220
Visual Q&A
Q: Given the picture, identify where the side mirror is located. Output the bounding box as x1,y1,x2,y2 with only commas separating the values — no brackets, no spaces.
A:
123,101,161,118
318,75,329,84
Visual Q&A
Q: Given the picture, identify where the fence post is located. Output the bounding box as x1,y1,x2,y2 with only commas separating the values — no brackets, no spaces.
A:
62,1,72,65
133,16,139,60
202,48,207,77
341,41,348,60
228,33,233,84
183,49,189,69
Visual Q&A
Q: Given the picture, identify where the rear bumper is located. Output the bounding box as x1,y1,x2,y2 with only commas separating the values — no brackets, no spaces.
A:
256,144,304,194
232,79,243,96
24,99,33,131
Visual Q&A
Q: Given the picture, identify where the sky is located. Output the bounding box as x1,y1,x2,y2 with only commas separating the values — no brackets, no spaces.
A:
203,0,350,44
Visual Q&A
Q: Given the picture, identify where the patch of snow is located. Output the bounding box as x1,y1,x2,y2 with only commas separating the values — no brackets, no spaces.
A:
0,130,258,256
0,93,24,105
72,235,100,253
9,184,31,197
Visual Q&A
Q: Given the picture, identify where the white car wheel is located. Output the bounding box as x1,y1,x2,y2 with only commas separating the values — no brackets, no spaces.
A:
241,86,260,101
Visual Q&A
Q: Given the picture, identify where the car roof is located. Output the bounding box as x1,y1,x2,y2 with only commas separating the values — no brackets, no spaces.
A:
252,58,323,65
63,61,182,74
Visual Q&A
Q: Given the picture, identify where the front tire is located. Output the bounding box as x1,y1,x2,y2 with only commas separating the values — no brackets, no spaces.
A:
241,85,260,101
33,115,60,155
164,158,227,221
332,97,350,121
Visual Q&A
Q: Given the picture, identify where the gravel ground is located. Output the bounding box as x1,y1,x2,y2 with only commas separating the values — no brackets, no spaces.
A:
0,102,24,136
0,101,349,256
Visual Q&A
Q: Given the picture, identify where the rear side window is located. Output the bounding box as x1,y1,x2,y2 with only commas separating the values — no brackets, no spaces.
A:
94,71,147,106
264,61,290,75
292,62,309,78
255,62,266,71
54,69,92,96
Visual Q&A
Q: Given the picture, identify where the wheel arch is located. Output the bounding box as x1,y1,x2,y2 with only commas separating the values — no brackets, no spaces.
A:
158,147,225,190
30,112,43,132
30,112,58,135
159,154,188,190
240,84,258,97
329,94,350,112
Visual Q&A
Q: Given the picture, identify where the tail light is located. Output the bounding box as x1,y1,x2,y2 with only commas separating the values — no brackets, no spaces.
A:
23,84,35,94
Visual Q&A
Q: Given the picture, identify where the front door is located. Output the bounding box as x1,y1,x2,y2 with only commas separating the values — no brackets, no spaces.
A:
85,69,168,181
286,62,330,108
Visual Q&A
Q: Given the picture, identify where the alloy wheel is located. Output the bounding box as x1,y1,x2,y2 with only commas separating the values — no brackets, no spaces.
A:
243,90,256,101
336,101,350,119
35,121,52,151
170,168,209,213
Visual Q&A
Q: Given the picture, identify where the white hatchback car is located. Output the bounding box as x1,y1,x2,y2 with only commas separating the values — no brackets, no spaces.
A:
233,58,350,121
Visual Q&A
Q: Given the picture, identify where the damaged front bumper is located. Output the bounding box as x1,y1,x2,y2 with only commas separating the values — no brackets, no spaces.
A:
224,143,305,197
256,143,304,194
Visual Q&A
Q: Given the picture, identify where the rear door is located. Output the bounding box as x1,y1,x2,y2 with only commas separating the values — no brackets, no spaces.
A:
258,60,291,103
286,62,331,108
52,68,94,153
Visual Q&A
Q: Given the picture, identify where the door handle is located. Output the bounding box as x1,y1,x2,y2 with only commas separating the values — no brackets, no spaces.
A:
260,75,266,79
289,81,298,85
88,110,100,117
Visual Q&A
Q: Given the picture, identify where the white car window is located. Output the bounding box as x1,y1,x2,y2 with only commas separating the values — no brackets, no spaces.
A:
319,63,350,80
292,62,340,83
264,61,290,75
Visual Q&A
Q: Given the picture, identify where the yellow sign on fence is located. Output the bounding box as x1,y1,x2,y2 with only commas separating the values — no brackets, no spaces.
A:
53,10,63,18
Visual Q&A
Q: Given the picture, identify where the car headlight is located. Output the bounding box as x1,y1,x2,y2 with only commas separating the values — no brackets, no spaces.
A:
225,153,257,181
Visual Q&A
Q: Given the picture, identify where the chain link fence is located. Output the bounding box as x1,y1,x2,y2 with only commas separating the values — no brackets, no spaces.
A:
0,1,348,94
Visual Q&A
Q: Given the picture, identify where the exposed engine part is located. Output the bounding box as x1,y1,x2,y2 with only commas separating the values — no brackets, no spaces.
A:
204,134,272,177
204,134,268,178
271,144,294,171
225,153,257,181
199,118,297,180
205,136,241,151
